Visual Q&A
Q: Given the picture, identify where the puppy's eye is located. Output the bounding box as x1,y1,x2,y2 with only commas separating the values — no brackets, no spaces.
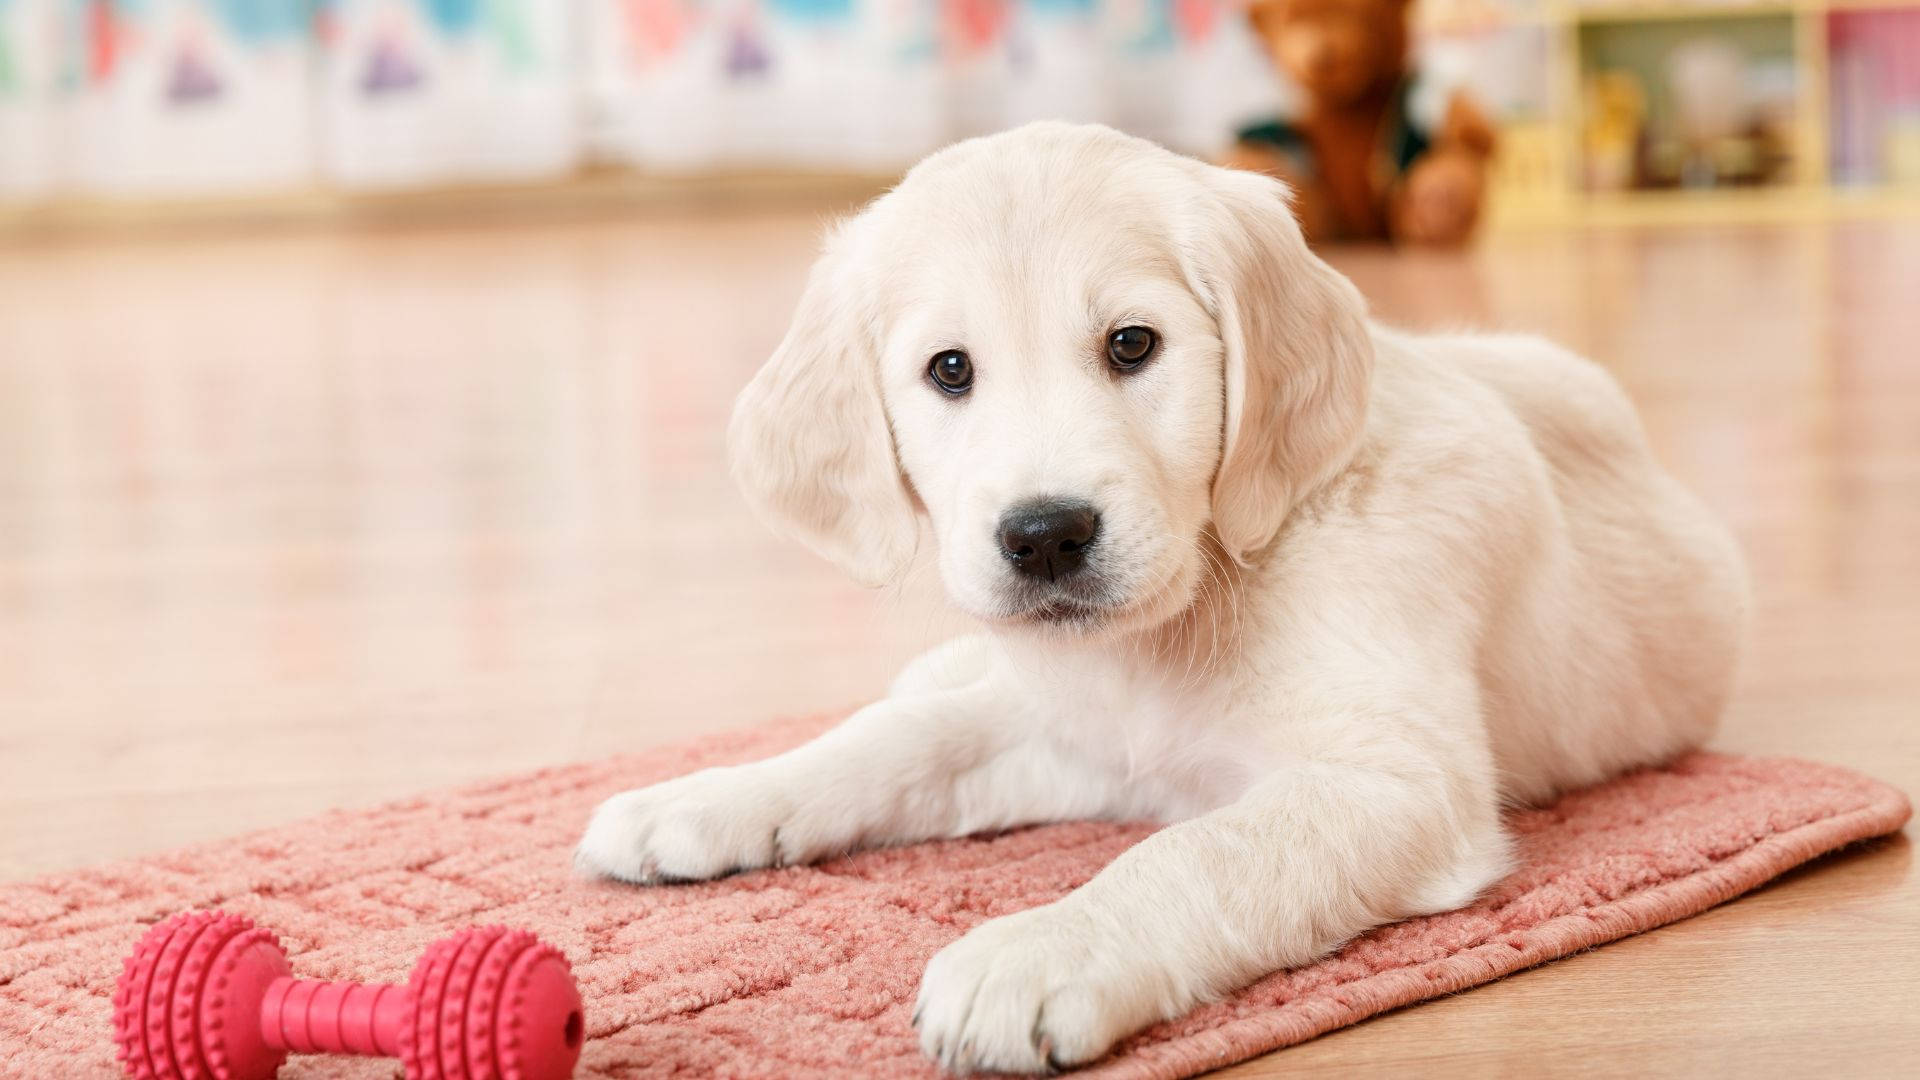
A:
1107,326,1157,371
928,350,974,395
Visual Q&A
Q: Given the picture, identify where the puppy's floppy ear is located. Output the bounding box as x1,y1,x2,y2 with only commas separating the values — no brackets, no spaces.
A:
728,224,918,588
1182,163,1374,564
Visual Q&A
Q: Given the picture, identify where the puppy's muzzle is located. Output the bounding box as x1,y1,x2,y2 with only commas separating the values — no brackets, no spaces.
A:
997,498,1100,582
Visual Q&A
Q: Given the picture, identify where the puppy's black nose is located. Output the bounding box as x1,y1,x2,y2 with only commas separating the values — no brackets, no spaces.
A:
998,499,1100,581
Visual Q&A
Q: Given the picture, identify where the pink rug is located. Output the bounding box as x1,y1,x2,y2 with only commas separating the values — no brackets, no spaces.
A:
1,715,1909,1080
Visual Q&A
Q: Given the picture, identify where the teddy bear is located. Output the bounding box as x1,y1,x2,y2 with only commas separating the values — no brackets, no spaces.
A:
1225,0,1496,246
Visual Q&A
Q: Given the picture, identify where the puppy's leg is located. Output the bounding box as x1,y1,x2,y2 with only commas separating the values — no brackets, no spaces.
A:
915,687,1512,1074
575,636,1121,883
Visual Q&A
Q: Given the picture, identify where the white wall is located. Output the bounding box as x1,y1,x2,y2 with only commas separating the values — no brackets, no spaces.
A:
0,0,1287,203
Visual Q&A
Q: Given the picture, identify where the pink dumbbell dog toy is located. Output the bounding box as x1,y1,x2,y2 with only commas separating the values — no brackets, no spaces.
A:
113,911,583,1080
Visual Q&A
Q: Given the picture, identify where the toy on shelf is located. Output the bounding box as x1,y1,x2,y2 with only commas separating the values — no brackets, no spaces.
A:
112,910,583,1080
1226,0,1497,245
1584,69,1647,192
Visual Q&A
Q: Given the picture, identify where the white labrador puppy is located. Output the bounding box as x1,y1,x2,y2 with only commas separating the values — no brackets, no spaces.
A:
576,123,1749,1073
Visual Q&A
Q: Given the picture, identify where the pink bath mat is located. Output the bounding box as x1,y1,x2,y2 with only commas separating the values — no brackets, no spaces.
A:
0,715,1909,1079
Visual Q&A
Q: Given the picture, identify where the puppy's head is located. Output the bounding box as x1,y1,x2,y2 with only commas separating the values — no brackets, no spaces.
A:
730,123,1372,636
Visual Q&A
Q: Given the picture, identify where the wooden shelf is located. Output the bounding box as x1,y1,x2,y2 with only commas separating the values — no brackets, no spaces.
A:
1566,2,1800,26
1444,0,1920,227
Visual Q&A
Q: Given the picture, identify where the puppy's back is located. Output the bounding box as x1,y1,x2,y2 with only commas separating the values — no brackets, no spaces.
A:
1407,331,1751,798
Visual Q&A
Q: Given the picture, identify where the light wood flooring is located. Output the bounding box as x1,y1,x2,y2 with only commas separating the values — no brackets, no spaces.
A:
1,210,1913,1076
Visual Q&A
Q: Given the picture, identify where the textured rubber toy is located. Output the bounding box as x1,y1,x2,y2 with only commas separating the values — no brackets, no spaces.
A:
112,911,583,1080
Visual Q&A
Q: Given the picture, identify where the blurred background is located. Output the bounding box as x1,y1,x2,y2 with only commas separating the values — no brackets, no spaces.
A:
0,1,1917,220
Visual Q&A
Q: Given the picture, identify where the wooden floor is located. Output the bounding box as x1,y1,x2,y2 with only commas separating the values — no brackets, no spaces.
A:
1,210,1914,1076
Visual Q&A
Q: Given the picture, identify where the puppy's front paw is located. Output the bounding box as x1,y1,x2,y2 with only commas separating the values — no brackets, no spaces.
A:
914,905,1168,1074
574,765,798,884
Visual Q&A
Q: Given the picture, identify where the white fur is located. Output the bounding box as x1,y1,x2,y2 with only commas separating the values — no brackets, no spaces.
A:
575,124,1750,1074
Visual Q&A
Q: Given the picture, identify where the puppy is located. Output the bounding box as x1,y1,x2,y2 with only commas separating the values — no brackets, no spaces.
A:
576,122,1749,1073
